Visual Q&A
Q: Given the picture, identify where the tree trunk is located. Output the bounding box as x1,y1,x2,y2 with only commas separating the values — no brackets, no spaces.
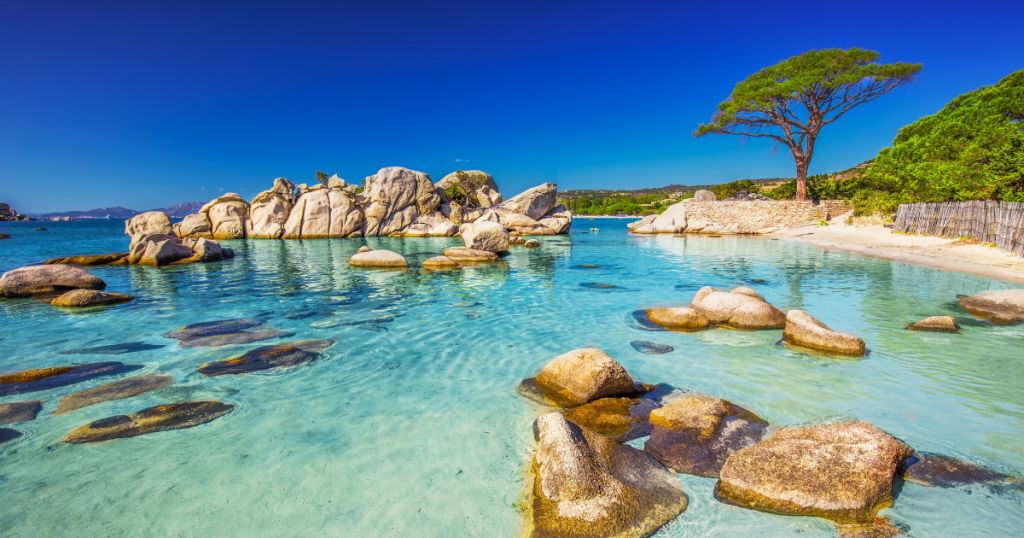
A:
795,159,809,202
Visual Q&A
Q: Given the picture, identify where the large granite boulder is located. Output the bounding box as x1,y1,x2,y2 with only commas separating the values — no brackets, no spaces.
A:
0,362,123,396
690,287,786,330
518,348,646,408
248,178,296,239
496,183,557,220
959,289,1024,324
646,307,711,331
0,265,106,298
538,204,573,234
125,212,173,249
52,374,173,416
198,339,335,376
649,202,688,233
526,413,688,538
693,189,716,202
496,211,554,235
716,420,913,524
174,212,212,238
560,397,659,443
628,214,657,231
644,395,770,477
360,167,438,236
63,400,235,443
436,170,502,211
138,238,195,266
0,400,43,423
200,193,249,239
348,249,408,268
906,315,961,333
459,220,509,252
783,310,866,356
283,188,364,238
51,289,134,307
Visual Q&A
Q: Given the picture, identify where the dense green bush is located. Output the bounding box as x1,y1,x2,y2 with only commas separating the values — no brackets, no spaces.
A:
710,180,761,200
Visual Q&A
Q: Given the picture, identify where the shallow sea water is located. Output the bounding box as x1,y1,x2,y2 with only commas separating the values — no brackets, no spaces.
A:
1,218,1023,537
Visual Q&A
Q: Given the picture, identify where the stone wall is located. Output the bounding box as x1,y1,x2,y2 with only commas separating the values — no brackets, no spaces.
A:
680,200,853,233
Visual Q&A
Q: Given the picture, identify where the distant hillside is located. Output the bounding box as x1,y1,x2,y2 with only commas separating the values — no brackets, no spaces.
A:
32,201,206,219
557,178,792,200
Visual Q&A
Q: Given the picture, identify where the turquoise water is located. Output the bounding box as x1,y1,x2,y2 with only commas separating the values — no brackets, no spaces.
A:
1,218,1023,537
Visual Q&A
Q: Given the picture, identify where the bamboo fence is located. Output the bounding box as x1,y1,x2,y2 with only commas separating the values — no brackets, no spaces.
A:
893,201,1024,258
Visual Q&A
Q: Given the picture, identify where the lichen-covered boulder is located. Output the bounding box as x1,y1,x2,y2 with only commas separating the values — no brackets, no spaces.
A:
125,211,173,249
248,178,296,239
525,413,688,538
198,339,334,376
201,193,249,239
644,395,770,477
538,204,573,234
646,307,711,331
518,348,645,408
0,265,106,298
783,310,866,356
0,362,124,397
442,247,501,263
436,170,502,210
360,167,437,236
52,374,173,416
899,452,1019,488
716,420,914,524
0,400,43,423
959,289,1024,324
690,287,786,330
459,220,509,252
906,315,961,333
63,400,235,443
348,249,408,268
174,212,213,238
51,289,134,307
423,256,459,270
560,397,659,443
282,188,364,238
693,190,716,202
496,183,557,220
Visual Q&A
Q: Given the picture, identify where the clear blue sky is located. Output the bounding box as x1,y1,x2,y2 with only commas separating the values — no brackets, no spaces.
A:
2,0,1022,213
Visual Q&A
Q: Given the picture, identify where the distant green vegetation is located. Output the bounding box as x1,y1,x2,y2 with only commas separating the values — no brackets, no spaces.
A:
563,192,687,216
711,180,762,200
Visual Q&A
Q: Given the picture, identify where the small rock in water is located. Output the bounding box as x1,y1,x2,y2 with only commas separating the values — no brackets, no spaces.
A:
906,315,961,333
559,397,659,443
958,289,1024,324
577,264,599,269
177,330,294,348
900,452,1019,487
0,265,106,298
198,339,335,377
517,348,652,408
580,282,619,290
783,310,865,356
51,289,134,307
360,325,388,333
630,341,674,354
442,247,501,263
356,245,371,254
60,342,165,355
51,374,173,416
647,307,711,331
44,253,129,266
164,318,266,341
630,309,667,332
0,428,22,446
690,286,786,330
523,239,541,248
63,400,235,443
0,400,43,423
348,249,408,268
0,362,124,397
422,256,460,270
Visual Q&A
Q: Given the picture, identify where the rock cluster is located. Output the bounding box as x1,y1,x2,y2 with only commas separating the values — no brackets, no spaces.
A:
125,212,233,266
0,202,34,221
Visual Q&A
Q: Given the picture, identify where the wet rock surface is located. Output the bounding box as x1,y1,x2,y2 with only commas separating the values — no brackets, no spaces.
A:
0,265,106,298
900,452,1019,488
198,339,335,376
646,307,711,331
348,249,408,268
716,420,914,524
60,342,165,355
526,413,688,538
958,289,1024,324
0,362,124,396
644,395,770,477
63,400,235,443
906,315,961,333
559,397,658,443
163,319,293,348
52,373,174,416
689,286,786,330
783,310,866,356
44,253,129,266
422,256,460,269
0,428,21,445
630,341,674,354
50,289,134,307
442,247,501,263
0,400,43,423
519,348,645,408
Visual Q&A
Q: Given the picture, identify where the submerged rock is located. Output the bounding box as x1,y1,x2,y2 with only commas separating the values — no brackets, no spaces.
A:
348,249,408,268
525,413,688,538
51,373,174,416
0,428,21,446
0,265,106,298
900,452,1019,488
906,316,960,333
716,420,914,524
63,400,235,443
60,342,165,355
198,339,335,376
646,307,711,331
523,239,541,248
164,318,267,341
51,289,134,307
959,289,1024,324
630,341,674,354
44,253,129,266
518,348,650,408
644,395,770,477
560,397,659,443
690,287,785,330
177,330,293,348
783,310,866,356
442,247,501,263
422,256,460,270
0,400,43,423
0,362,124,397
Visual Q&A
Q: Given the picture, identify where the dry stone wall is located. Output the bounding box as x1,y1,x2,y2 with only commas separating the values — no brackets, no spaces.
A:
633,200,854,235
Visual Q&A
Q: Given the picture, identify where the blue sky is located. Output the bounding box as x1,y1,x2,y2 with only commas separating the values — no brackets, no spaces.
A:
2,0,1022,213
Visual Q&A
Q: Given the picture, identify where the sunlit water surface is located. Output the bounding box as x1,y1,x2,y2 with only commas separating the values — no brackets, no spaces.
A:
1,218,1023,537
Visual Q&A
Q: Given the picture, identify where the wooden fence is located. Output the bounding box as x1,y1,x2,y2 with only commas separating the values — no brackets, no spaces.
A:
893,201,1024,258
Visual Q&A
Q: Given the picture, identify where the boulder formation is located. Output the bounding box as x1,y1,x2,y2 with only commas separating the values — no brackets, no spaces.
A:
959,289,1024,324
360,167,438,236
1,202,35,221
631,202,687,234
525,413,688,538
125,213,232,266
436,170,502,224
783,310,866,356
248,178,296,239
560,397,659,443
716,420,914,524
689,287,786,330
201,193,249,239
0,265,106,298
517,348,651,408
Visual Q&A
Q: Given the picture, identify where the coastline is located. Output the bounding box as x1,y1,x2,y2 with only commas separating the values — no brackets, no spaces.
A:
775,223,1024,285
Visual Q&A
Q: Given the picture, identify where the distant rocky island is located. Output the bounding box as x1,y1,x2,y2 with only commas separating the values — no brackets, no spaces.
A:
29,201,206,220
